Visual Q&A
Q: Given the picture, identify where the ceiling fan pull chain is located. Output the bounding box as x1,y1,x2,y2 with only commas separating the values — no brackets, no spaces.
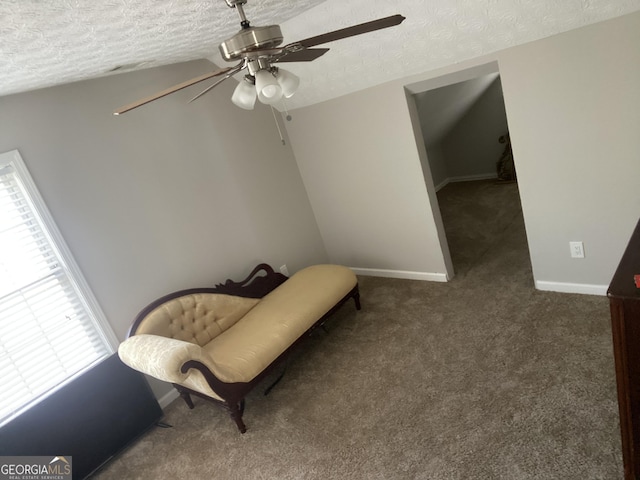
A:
270,106,286,145
281,98,292,122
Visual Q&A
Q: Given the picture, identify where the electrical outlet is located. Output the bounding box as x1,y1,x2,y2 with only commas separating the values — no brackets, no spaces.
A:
570,241,585,258
279,264,289,276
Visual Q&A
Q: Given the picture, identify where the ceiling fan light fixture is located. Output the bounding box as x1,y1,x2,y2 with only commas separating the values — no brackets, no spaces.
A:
112,1,406,117
231,78,257,110
276,68,300,98
255,70,282,105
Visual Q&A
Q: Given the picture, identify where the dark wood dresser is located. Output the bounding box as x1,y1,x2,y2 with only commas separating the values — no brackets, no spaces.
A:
608,218,640,480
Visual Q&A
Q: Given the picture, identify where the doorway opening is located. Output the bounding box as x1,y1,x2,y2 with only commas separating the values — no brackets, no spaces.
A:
407,64,530,280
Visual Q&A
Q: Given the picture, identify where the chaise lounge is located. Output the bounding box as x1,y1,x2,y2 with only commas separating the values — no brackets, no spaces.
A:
118,263,360,433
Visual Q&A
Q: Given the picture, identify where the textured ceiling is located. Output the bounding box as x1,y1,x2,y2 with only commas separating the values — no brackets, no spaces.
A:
0,0,325,97
2,0,640,111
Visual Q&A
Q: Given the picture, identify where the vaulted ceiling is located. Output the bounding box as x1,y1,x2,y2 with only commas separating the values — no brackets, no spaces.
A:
2,0,639,110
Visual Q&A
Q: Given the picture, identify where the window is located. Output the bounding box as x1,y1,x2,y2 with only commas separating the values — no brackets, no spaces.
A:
0,150,117,425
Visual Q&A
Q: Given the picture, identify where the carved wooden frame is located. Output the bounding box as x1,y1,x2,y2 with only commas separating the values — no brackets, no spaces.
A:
128,263,360,433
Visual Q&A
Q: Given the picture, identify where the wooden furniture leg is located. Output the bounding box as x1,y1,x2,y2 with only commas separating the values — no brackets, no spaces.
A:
177,388,195,409
228,400,247,434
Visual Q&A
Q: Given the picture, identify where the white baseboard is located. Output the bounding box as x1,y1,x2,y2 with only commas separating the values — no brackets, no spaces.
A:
450,173,498,183
158,389,180,409
350,267,449,282
434,179,450,192
434,173,498,192
535,280,608,296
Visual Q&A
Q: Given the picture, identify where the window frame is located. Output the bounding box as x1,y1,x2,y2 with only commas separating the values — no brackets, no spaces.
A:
0,149,119,425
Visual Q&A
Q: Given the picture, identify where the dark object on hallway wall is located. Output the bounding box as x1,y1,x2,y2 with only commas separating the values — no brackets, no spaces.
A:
608,216,640,480
496,132,516,182
0,354,163,480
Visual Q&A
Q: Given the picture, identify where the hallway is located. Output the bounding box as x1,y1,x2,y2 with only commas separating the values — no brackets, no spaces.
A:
437,179,527,278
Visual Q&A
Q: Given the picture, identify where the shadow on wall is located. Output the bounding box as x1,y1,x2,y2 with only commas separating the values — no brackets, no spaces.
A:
414,73,510,191
411,70,529,280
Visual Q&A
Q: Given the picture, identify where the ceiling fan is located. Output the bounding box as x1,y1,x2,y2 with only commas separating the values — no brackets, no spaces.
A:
113,0,405,115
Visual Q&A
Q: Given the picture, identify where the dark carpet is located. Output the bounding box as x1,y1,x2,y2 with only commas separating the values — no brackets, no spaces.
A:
94,180,622,479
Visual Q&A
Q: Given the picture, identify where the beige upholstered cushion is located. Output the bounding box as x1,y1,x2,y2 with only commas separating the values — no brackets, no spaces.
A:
118,334,226,401
119,264,357,400
203,264,357,383
135,293,260,347
118,334,202,384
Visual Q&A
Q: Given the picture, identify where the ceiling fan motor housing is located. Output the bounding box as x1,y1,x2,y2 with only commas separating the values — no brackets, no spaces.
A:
113,8,406,115
219,25,284,61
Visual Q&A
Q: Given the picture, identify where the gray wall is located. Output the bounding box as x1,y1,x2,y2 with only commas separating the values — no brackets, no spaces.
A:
498,12,640,291
419,76,510,189
415,74,498,148
0,59,328,399
440,77,509,181
285,81,450,281
286,11,640,292
423,144,449,190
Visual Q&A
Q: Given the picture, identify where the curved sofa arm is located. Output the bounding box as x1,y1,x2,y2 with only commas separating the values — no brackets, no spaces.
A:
118,334,207,384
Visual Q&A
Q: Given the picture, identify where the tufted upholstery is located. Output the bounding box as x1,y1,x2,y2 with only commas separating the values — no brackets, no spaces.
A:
118,264,360,432
134,294,260,347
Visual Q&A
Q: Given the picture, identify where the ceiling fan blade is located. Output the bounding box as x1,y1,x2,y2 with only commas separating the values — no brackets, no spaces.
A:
188,63,245,103
275,48,330,63
289,14,405,49
113,64,240,115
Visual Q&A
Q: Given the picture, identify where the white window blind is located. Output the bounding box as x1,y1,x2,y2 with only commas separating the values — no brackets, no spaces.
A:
0,150,116,425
